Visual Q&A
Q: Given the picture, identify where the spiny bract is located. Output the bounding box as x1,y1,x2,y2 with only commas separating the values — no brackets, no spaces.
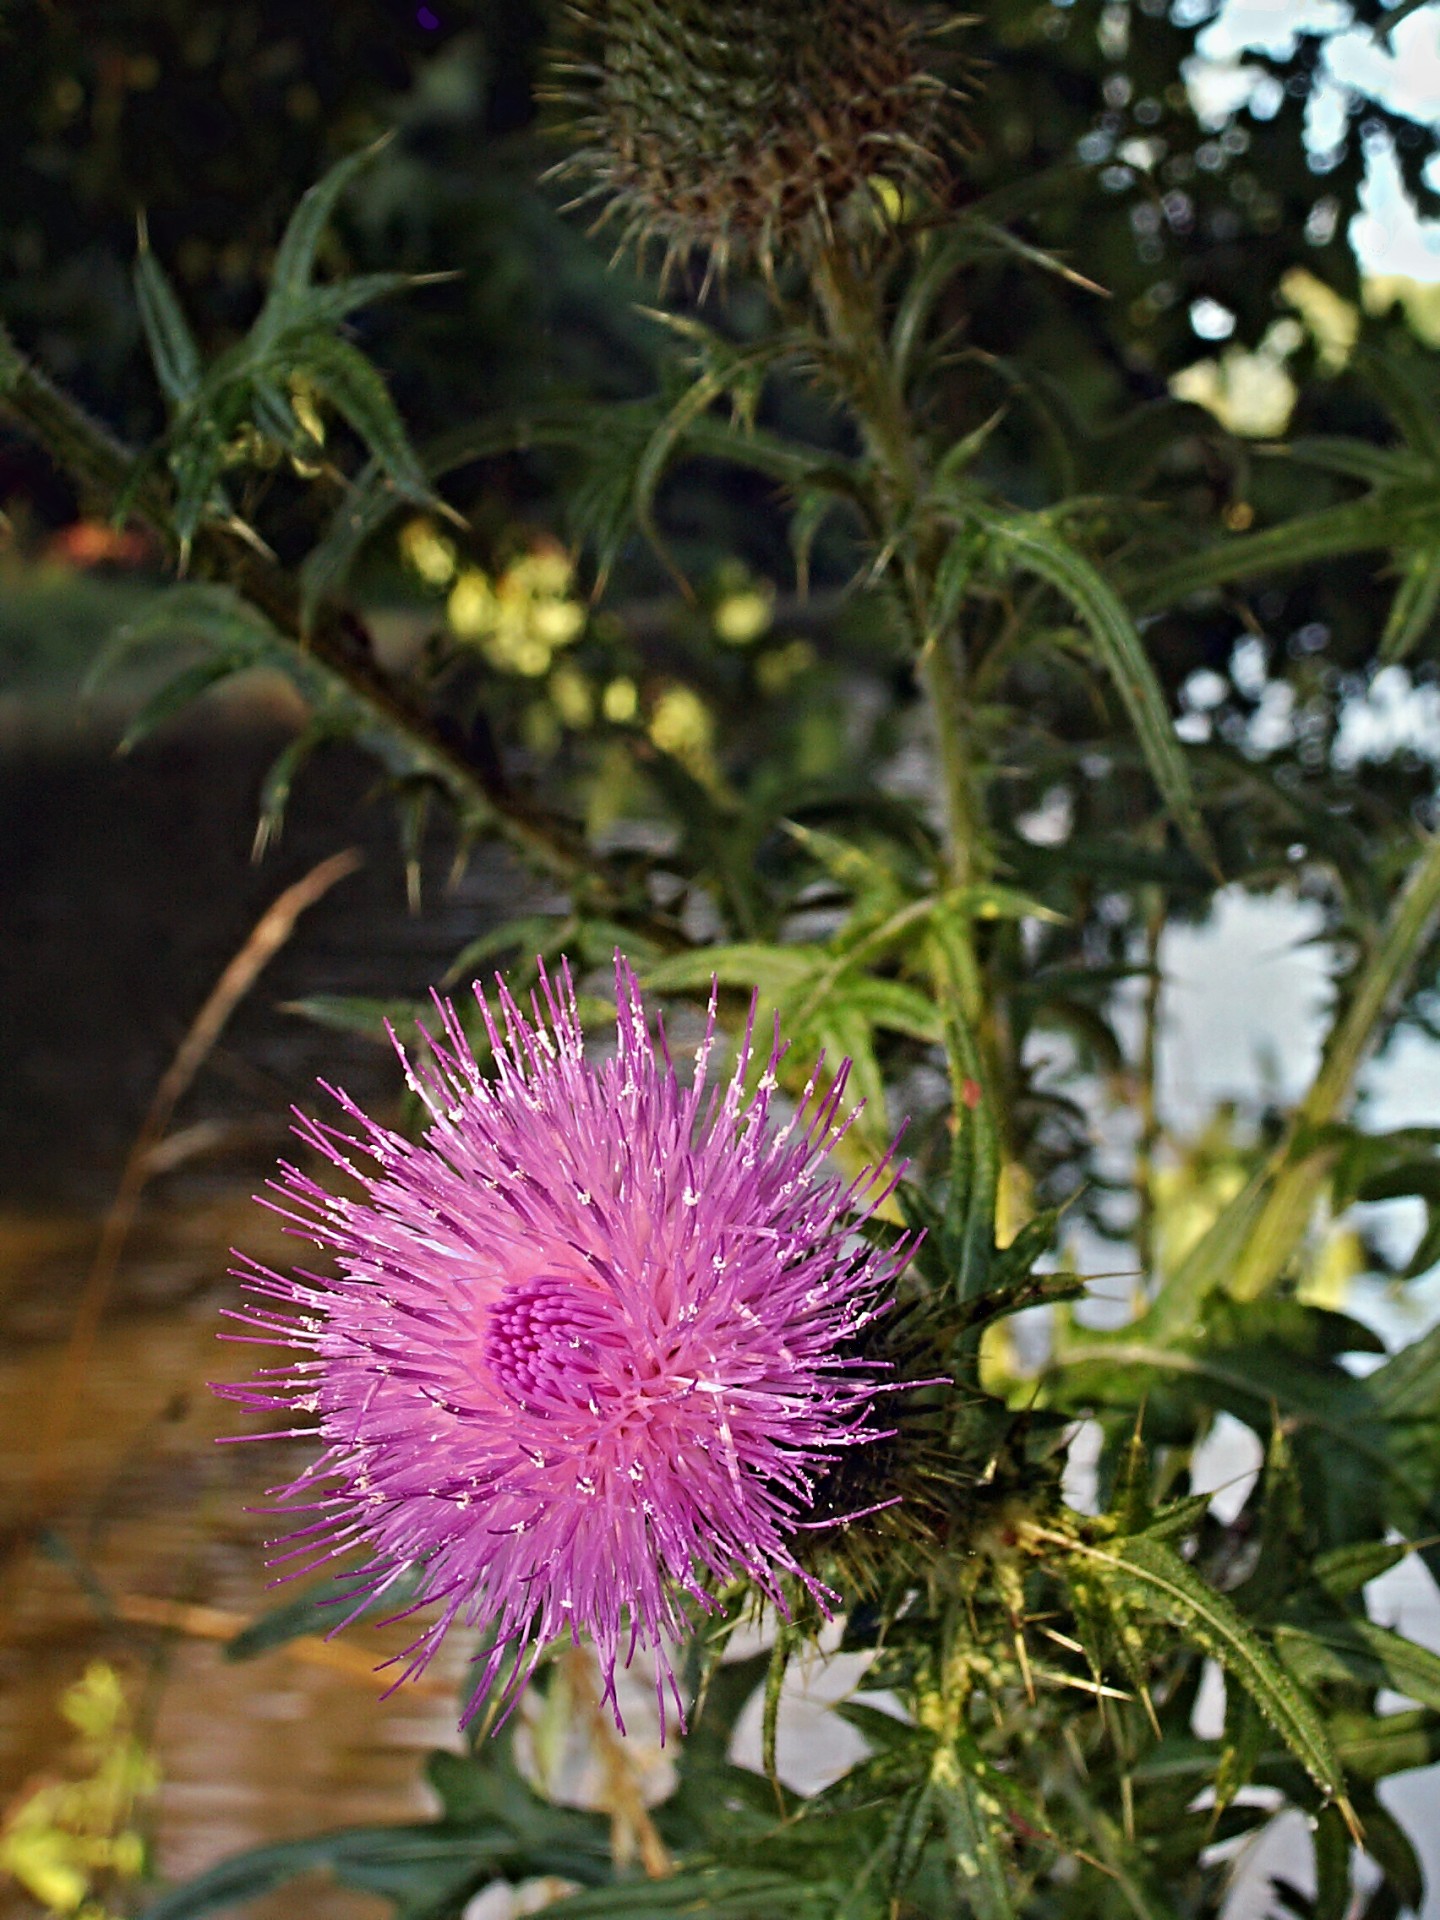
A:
218,957,916,1734
552,0,961,283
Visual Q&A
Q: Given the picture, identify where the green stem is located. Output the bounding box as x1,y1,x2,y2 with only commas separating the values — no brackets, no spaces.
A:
920,631,986,893
1134,883,1166,1291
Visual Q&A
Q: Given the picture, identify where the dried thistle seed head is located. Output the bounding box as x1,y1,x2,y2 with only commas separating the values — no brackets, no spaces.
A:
552,1,964,284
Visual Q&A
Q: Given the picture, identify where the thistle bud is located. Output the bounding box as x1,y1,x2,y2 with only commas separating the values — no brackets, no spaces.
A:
552,1,962,285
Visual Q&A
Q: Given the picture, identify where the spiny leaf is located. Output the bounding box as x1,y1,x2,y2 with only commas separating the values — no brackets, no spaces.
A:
1279,437,1429,489
1348,1793,1424,1912
225,1567,425,1660
541,1868,834,1917
643,944,823,996
1124,493,1418,615
1059,1530,1353,1820
292,268,452,334
118,657,243,752
931,1742,1016,1920
257,136,394,345
874,1780,935,1904
86,583,277,693
1310,1540,1412,1603
929,524,986,639
975,509,1216,874
1380,545,1440,660
281,995,428,1041
1351,341,1440,467
134,222,202,407
1329,1708,1440,1781
1274,1618,1440,1713
297,330,431,502
253,722,338,858
632,335,807,577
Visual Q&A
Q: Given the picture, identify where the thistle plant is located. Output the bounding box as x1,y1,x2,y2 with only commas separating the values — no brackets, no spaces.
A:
552,0,961,284
7,4,1440,1918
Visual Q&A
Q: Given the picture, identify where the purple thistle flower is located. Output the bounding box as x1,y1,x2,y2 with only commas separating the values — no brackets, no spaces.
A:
219,956,915,1734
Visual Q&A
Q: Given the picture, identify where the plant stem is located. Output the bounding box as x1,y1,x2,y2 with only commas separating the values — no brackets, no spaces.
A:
1134,884,1166,1289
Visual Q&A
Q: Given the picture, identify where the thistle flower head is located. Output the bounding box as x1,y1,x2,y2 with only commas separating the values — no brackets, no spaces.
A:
552,0,963,285
220,957,915,1733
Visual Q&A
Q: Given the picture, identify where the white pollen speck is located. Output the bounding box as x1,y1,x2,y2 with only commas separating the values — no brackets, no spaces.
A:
758,1071,778,1093
683,1187,700,1206
577,1190,592,1206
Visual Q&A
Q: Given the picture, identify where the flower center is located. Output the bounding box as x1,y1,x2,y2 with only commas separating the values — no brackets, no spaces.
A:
483,1273,631,1416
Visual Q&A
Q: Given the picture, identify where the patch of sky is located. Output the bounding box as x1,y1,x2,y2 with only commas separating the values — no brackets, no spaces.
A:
1180,0,1440,279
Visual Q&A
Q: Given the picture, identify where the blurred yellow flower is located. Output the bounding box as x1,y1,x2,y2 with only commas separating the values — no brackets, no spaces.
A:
601,677,639,724
648,684,716,782
399,516,459,589
549,664,595,730
713,582,774,646
447,546,587,677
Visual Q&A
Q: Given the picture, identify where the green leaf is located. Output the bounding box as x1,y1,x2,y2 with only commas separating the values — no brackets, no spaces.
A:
280,994,426,1040
252,722,337,858
225,1567,425,1661
167,433,229,560
443,914,579,987
1137,831,1440,1326
1068,1531,1352,1817
1349,1793,1424,1912
134,226,202,407
873,1781,935,1904
1313,1802,1352,1920
975,509,1216,873
631,334,807,576
933,410,1008,492
1330,1708,1440,1781
642,944,823,997
1280,436,1430,488
297,330,430,502
542,1868,833,1917
929,525,986,640
257,137,393,344
1381,545,1440,660
87,583,277,689
292,269,447,334
117,657,244,752
138,1826,511,1920
943,882,1068,926
1124,494,1414,615
1353,342,1440,467
931,1743,1015,1920
838,975,942,1044
1275,1618,1440,1711
1310,1540,1412,1602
